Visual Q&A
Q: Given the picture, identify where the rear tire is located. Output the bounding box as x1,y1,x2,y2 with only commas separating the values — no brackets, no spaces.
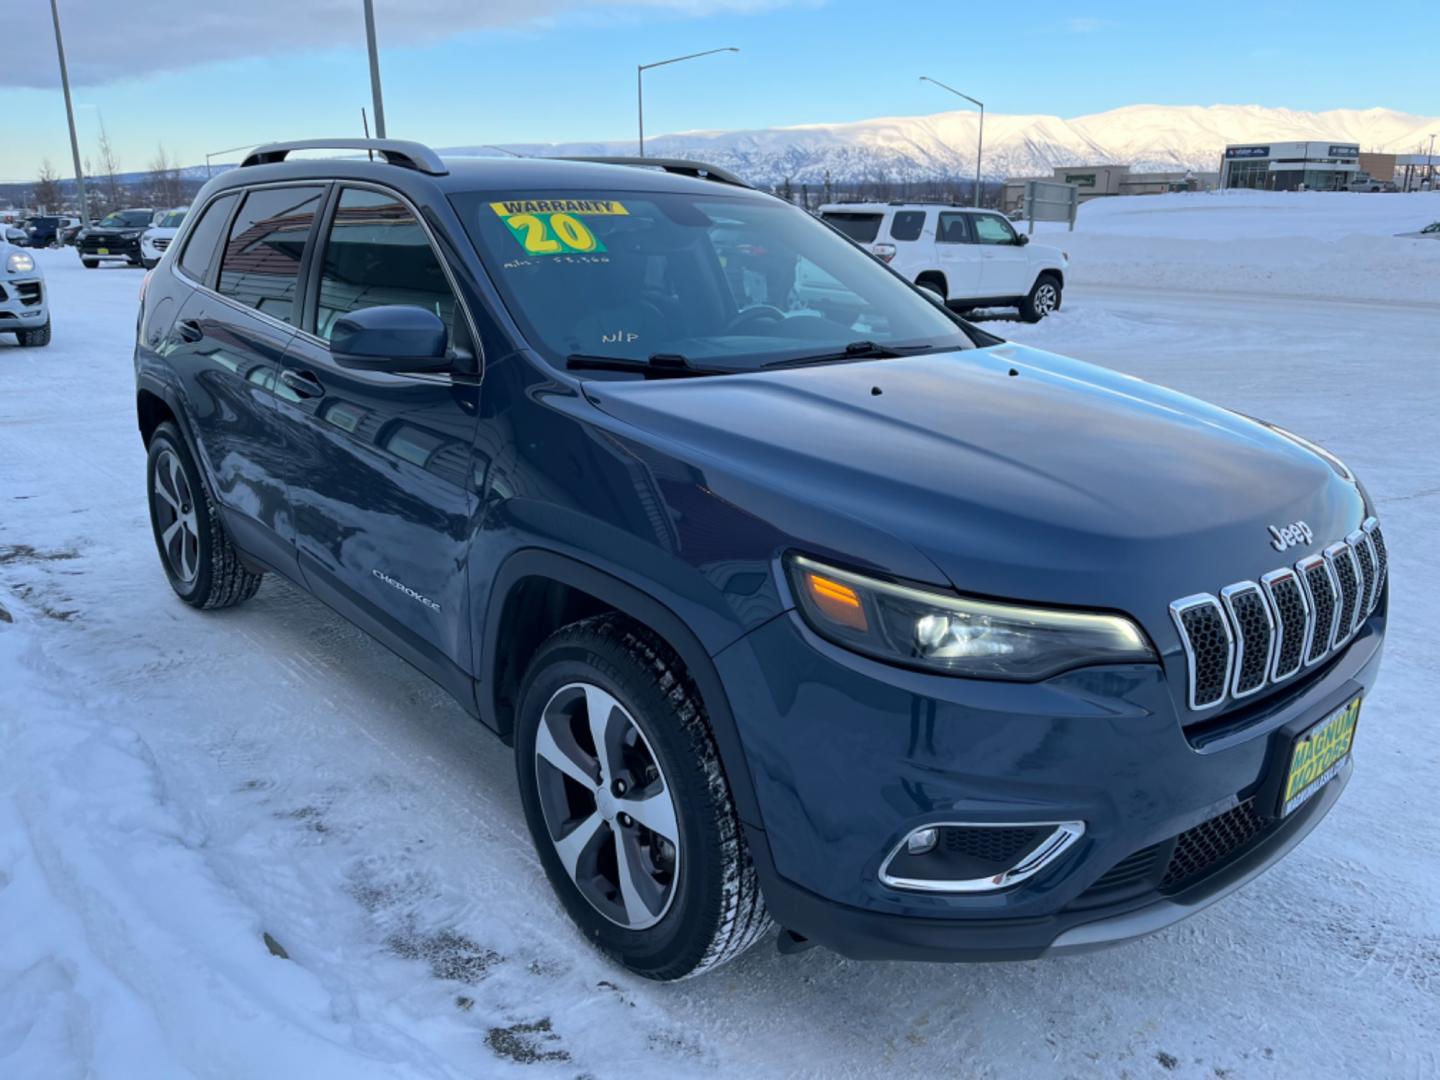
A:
915,272,947,301
515,614,772,980
82,258,99,269
145,422,263,609
16,320,50,347
1020,273,1062,322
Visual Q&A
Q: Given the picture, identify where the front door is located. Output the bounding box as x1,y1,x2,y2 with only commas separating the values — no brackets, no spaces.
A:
971,212,1031,297
276,184,481,694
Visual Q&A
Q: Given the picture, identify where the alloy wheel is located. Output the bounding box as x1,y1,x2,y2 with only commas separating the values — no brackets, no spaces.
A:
152,448,200,583
533,682,681,930
1034,282,1059,316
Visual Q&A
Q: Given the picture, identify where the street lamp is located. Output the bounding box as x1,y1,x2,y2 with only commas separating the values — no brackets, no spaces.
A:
920,76,984,208
47,0,89,225
637,47,738,158
362,0,386,139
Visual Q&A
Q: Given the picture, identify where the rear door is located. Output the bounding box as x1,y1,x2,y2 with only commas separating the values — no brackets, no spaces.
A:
164,184,325,575
935,212,984,299
277,184,481,694
971,212,1031,297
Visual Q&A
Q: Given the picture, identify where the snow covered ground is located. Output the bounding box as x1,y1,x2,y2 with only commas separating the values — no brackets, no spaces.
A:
3,196,1438,1080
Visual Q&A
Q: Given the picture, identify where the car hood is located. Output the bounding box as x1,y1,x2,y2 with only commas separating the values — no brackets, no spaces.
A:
587,343,1366,616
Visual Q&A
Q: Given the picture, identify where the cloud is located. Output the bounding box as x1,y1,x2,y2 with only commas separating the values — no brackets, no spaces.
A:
1065,17,1105,33
4,0,791,89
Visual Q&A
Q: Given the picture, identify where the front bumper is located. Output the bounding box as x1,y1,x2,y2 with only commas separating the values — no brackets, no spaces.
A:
715,603,1385,961
0,276,47,328
79,235,142,259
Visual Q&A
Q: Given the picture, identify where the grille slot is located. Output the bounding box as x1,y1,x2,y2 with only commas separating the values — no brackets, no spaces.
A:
1297,555,1338,666
1169,597,1232,710
1221,583,1273,698
1325,543,1361,648
1349,531,1377,619
1161,799,1266,892
1364,518,1388,611
1261,569,1309,681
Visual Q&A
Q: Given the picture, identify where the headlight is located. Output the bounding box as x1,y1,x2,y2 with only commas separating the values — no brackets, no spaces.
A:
6,252,35,273
1263,423,1355,483
786,554,1155,679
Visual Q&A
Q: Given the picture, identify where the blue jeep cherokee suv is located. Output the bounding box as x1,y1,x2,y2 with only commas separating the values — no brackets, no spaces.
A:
133,140,1388,980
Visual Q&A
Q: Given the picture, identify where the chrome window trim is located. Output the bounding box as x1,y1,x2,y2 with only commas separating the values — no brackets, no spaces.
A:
1323,541,1362,650
171,178,483,387
1169,593,1233,711
1221,581,1274,700
1260,567,1311,683
1295,554,1339,668
878,821,1086,894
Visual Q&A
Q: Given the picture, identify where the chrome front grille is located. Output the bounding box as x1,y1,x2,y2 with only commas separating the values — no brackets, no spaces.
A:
1170,517,1386,712
153,237,171,250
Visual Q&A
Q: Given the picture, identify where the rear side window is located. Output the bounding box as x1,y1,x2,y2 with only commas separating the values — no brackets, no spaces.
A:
178,193,237,280
217,185,324,323
890,211,927,242
313,187,458,341
821,212,883,244
937,213,972,244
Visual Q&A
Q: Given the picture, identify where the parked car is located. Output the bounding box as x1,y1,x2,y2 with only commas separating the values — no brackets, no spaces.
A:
140,207,188,269
820,202,1069,321
4,225,26,246
60,220,85,246
1395,221,1440,239
78,207,157,267
1,239,50,346
135,139,1388,980
21,215,69,247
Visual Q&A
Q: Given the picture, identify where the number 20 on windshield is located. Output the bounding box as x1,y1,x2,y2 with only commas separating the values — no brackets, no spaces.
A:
502,213,606,256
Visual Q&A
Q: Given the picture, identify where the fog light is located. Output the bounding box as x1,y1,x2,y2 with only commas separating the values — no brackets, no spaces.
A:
905,827,938,856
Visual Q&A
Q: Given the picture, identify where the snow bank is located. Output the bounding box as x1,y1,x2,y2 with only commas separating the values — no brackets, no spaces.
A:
1029,190,1440,305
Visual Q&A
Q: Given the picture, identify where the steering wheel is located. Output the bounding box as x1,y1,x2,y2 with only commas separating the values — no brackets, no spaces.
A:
725,304,788,333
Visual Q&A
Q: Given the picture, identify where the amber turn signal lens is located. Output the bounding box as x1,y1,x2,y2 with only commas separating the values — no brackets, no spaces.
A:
804,572,868,631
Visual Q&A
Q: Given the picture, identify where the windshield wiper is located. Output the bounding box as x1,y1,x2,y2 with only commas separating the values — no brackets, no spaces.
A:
761,340,939,370
565,352,730,378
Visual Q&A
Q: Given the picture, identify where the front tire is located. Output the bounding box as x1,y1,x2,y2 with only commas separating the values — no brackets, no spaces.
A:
16,320,51,347
82,258,99,269
1020,273,1062,322
515,615,771,980
146,422,263,609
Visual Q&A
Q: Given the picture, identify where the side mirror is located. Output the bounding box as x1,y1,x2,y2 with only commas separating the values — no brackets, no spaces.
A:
330,305,450,373
1015,233,1030,246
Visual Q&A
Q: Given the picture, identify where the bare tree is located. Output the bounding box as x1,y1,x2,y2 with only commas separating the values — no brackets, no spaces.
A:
144,144,183,208
33,160,63,213
96,121,124,212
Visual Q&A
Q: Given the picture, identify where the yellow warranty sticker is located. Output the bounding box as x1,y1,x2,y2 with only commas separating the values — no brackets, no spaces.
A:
490,198,627,256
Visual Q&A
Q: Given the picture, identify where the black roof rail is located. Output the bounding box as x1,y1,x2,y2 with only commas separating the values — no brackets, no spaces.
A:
557,156,750,189
240,139,448,176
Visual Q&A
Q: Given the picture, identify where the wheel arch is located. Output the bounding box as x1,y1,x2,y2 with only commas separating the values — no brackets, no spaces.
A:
915,269,948,297
481,548,764,829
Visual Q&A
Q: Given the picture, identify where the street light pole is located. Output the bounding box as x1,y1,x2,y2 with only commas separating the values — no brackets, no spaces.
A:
363,0,386,138
920,76,984,208
47,0,89,225
1429,133,1437,189
637,47,738,158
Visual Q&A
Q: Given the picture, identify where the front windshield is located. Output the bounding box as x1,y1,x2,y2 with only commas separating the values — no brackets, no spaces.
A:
100,210,155,228
452,188,973,372
159,210,186,228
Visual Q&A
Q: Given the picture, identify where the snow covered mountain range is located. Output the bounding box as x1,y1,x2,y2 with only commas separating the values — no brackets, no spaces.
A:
454,104,1440,186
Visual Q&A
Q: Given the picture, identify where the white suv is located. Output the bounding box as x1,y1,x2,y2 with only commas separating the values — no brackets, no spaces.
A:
819,203,1069,321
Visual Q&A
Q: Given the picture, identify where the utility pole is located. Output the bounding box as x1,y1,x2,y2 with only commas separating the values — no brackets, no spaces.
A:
920,76,984,208
637,47,738,158
48,0,89,225
363,0,386,138
1429,133,1437,189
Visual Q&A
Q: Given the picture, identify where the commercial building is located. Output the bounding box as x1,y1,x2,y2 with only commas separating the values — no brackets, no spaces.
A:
1219,141,1360,191
1001,164,1218,214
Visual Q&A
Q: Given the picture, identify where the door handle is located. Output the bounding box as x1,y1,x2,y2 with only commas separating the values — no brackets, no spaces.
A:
280,369,326,399
176,318,203,343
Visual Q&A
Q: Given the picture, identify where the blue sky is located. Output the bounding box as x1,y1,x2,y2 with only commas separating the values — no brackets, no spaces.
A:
4,0,1436,180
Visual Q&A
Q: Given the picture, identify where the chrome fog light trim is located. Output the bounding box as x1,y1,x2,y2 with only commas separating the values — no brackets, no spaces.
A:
879,821,1085,894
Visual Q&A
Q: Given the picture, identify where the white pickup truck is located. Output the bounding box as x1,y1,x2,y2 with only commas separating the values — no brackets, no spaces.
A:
819,202,1069,321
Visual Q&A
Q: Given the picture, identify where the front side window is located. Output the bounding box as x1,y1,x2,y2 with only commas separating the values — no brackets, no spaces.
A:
453,189,974,371
972,214,1018,245
936,213,972,244
313,187,458,341
216,186,324,323
890,211,927,242
179,192,238,281
819,211,883,244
